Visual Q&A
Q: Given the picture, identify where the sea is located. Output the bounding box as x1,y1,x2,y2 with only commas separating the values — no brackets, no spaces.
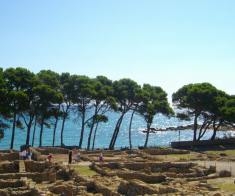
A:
0,110,234,150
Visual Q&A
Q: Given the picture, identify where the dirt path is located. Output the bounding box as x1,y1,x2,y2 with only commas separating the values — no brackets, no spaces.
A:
62,161,92,166
195,160,235,176
19,160,26,173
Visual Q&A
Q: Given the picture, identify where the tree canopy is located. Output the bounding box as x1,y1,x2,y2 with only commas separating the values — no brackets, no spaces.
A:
173,83,233,141
0,67,234,149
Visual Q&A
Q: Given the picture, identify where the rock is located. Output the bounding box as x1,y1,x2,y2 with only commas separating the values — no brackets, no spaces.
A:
213,193,222,196
107,162,122,169
207,173,218,178
219,170,231,177
219,153,227,157
94,181,120,196
118,179,177,196
195,168,205,177
206,166,216,175
49,183,79,196
56,168,74,181
0,190,9,196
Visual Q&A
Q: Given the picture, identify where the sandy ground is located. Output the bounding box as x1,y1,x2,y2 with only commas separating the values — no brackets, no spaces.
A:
196,160,235,176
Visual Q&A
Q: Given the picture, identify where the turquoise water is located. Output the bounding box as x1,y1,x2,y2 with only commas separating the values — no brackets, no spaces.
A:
0,111,234,150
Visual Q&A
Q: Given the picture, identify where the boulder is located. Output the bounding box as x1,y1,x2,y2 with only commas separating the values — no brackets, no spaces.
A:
206,166,216,175
219,170,231,177
56,168,74,181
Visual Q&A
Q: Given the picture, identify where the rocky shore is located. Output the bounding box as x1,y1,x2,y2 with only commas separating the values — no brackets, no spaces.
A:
141,124,235,133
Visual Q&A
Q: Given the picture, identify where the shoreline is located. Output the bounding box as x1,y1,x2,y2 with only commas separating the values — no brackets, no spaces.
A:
141,124,235,133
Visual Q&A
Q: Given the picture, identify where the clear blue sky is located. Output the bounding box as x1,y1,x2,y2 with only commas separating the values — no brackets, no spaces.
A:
0,0,234,100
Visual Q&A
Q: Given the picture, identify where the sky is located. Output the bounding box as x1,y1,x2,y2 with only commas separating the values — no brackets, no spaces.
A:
0,0,234,101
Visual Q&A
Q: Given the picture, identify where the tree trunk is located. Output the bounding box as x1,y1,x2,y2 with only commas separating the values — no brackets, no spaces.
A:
92,123,99,150
32,116,37,146
211,120,221,140
25,116,34,146
193,114,199,141
60,115,66,146
109,113,125,150
197,120,207,141
111,116,124,149
10,112,17,149
198,121,211,141
39,118,44,147
52,117,58,147
87,119,95,150
87,106,98,150
78,107,86,149
128,110,135,149
144,123,151,148
60,104,70,146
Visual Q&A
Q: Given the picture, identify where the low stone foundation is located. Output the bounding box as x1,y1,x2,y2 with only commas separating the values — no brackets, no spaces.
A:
35,147,69,155
117,172,166,183
0,179,26,189
24,160,52,172
0,161,19,173
0,171,56,183
118,180,177,195
143,148,190,155
0,152,19,161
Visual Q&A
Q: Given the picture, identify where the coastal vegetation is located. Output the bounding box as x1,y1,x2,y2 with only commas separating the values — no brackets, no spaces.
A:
173,83,235,142
0,67,234,150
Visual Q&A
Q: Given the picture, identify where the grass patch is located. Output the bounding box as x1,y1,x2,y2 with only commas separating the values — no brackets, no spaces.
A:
218,183,235,192
157,154,196,161
208,178,235,193
72,165,97,176
206,149,235,156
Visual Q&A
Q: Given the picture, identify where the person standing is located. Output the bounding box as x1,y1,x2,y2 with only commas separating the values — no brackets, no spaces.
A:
22,149,27,160
68,150,72,164
47,154,53,163
99,152,104,163
76,150,81,162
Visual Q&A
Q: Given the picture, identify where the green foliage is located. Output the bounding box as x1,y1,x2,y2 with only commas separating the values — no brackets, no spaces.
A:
112,78,141,112
137,84,172,147
173,83,220,113
173,82,232,141
221,97,235,123
138,84,173,124
0,66,234,149
37,70,60,89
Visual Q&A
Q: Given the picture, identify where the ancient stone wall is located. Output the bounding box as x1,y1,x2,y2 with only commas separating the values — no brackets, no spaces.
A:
0,152,19,161
0,161,19,173
24,161,52,172
34,147,69,155
117,171,166,183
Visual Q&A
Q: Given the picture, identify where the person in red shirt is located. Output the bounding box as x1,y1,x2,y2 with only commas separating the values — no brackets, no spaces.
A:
47,154,53,163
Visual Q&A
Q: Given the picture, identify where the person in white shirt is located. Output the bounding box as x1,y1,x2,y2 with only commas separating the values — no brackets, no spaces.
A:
22,150,27,160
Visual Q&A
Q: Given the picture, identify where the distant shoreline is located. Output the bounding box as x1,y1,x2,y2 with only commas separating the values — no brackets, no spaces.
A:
141,124,235,133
